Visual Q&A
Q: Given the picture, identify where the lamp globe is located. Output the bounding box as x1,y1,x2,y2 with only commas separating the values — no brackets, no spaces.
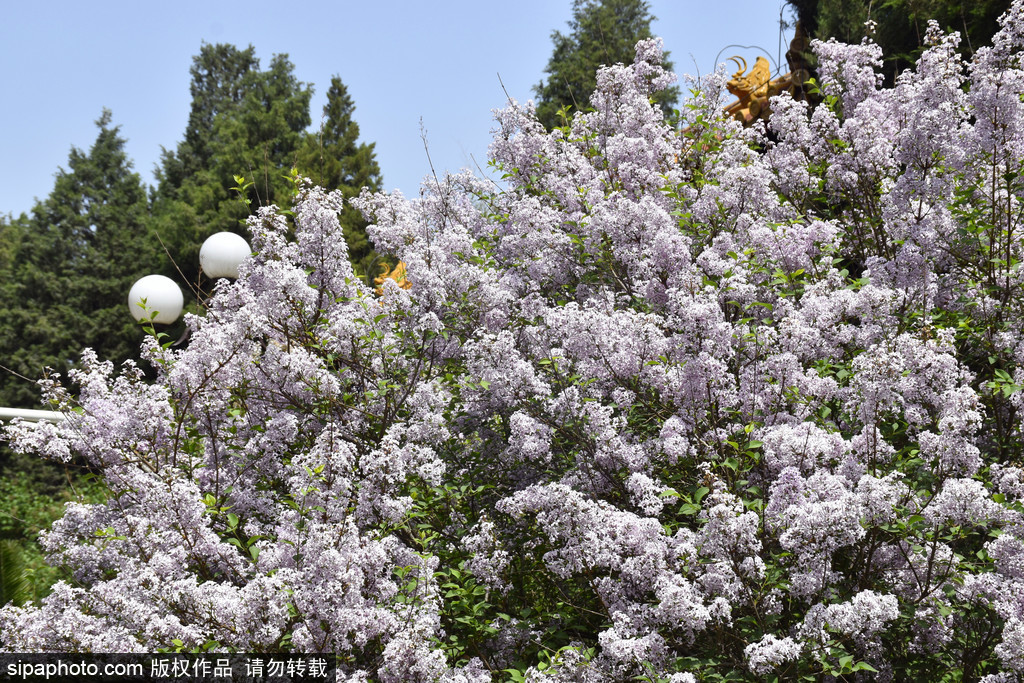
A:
200,232,251,279
127,275,184,324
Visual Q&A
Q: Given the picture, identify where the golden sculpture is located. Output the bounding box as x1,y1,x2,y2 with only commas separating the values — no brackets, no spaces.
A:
374,260,412,295
721,22,814,126
727,55,773,100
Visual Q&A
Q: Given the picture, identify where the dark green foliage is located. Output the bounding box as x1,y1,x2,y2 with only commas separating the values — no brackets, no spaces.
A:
0,452,107,603
161,44,261,186
534,0,679,130
0,215,33,405
0,114,157,605
295,76,383,280
153,44,312,288
0,111,159,409
0,540,27,607
787,0,1012,83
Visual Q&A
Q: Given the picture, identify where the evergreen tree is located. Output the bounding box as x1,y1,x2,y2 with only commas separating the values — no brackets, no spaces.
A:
0,214,32,406
295,76,382,279
534,0,679,130
786,0,1011,83
0,111,158,409
159,44,260,190
153,45,312,288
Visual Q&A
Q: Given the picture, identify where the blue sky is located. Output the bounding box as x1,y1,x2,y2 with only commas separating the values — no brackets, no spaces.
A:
0,1,794,218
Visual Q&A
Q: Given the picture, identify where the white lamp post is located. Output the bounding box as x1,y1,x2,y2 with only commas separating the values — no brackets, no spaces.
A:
2,233,252,424
127,232,251,326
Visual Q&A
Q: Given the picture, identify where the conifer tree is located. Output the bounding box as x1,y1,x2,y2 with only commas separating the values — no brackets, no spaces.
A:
0,214,31,407
295,76,382,279
153,45,312,288
534,0,679,130
160,43,260,189
0,110,158,409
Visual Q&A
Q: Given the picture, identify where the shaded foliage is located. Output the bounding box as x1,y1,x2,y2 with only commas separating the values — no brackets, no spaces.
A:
787,0,1012,83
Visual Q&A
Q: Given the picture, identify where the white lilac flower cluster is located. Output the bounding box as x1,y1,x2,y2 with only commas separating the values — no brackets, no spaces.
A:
5,3,1024,680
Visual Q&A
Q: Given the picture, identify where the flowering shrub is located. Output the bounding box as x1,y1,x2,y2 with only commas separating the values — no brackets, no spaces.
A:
5,3,1024,681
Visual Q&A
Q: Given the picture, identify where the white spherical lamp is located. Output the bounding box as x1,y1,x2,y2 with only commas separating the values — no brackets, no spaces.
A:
127,275,184,324
200,232,251,279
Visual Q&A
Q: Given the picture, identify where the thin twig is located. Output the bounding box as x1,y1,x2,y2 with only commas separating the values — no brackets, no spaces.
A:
0,363,37,385
155,230,203,301
419,118,441,191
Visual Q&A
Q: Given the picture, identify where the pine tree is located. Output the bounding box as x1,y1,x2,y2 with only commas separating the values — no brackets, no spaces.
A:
0,214,32,406
295,76,382,280
534,0,679,130
0,110,158,409
153,45,312,288
160,44,260,190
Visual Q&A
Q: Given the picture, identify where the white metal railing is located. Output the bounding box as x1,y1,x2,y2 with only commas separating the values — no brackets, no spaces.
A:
0,407,65,423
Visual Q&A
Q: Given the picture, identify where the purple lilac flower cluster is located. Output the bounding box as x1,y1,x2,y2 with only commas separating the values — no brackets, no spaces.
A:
5,3,1024,680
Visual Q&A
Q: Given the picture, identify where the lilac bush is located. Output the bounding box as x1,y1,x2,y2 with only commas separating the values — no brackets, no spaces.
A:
5,3,1024,680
